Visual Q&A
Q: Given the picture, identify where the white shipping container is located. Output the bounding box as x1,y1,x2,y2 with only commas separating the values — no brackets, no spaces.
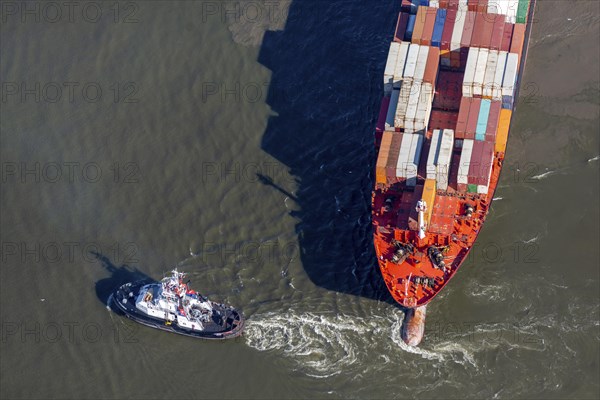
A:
394,80,412,128
487,0,510,15
397,133,414,178
414,45,430,82
483,50,499,98
436,129,454,190
462,47,479,97
404,82,422,132
429,0,440,8
385,89,400,130
457,139,474,184
493,51,508,100
427,129,442,180
403,44,420,80
393,42,410,89
502,53,519,97
384,42,400,94
414,83,433,132
406,134,424,186
450,8,467,51
473,48,489,97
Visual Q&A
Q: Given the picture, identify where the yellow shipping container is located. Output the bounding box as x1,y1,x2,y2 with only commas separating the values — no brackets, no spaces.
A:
422,179,436,228
495,109,512,153
376,132,393,185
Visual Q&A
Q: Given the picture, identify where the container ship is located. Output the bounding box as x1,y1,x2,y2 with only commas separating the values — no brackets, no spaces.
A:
371,0,534,345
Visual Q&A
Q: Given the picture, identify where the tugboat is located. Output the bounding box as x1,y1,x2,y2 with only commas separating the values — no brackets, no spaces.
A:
111,269,244,340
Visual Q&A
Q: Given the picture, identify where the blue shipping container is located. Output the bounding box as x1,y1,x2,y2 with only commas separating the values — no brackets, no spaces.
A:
502,95,513,110
405,14,416,41
431,9,446,47
475,99,491,140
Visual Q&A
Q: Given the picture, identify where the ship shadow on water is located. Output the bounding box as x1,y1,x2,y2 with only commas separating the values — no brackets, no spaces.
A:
257,1,402,306
91,251,152,308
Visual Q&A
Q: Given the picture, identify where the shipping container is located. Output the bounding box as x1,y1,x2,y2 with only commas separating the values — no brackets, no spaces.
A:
395,80,413,128
406,14,417,40
467,140,483,184
376,95,391,133
414,45,430,82
500,22,513,52
495,108,511,153
457,138,474,191
473,48,489,97
466,97,482,139
462,47,479,97
394,42,411,89
440,8,456,50
460,11,477,66
423,46,440,84
415,83,434,132
376,131,393,185
406,133,424,186
502,52,518,98
384,42,400,94
395,13,410,43
475,99,491,140
510,23,526,61
430,0,440,7
485,100,501,142
422,179,437,228
402,0,418,14
492,51,507,99
436,129,454,190
412,6,427,44
422,7,438,46
450,7,467,51
404,82,422,131
483,50,498,98
397,133,414,178
517,0,529,23
427,129,442,179
385,89,401,130
432,8,446,47
489,14,506,50
470,12,486,48
403,43,420,79
455,96,471,138
386,133,404,183
477,141,495,193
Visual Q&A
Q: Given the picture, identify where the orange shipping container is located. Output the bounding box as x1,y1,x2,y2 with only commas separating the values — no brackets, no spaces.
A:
422,8,438,46
412,6,427,45
376,131,394,185
510,23,526,62
423,46,441,85
495,109,512,153
422,179,437,228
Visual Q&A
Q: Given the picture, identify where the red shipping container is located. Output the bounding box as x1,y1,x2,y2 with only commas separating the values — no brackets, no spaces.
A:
460,11,477,66
455,97,471,139
468,140,484,184
422,8,438,46
470,12,486,48
467,0,479,12
485,101,502,142
480,13,496,49
500,23,513,52
478,0,488,13
394,12,409,43
376,96,391,133
440,0,449,8
401,0,414,14
478,141,495,185
441,9,457,51
511,23,526,59
447,0,459,9
424,46,441,85
465,98,481,140
489,14,506,50
412,6,427,44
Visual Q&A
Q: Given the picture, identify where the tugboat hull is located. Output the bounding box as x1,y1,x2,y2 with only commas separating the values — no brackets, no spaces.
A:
111,281,244,340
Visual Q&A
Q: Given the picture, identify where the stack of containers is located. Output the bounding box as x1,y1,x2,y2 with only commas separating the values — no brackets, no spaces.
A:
394,42,411,89
448,6,467,68
483,50,498,98
376,132,393,186
412,7,426,45
422,179,437,229
486,0,519,23
516,0,530,23
472,48,489,97
462,47,479,97
495,108,512,153
465,98,482,139
455,97,472,139
396,133,424,186
485,100,502,142
426,129,454,190
492,51,508,100
421,7,438,46
489,14,506,50
385,133,404,185
375,96,391,135
394,13,410,42
502,52,519,109
468,141,495,194
459,10,477,67
475,99,491,141
501,22,514,51
510,23,526,64
383,42,400,95
457,138,474,192
431,8,446,47
439,8,456,66
385,89,401,130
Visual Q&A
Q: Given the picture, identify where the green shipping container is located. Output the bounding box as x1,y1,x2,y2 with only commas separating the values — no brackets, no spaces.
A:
467,184,478,193
517,0,529,24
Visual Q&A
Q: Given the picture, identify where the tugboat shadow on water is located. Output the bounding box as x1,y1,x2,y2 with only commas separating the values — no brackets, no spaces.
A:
90,251,152,308
256,1,402,307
